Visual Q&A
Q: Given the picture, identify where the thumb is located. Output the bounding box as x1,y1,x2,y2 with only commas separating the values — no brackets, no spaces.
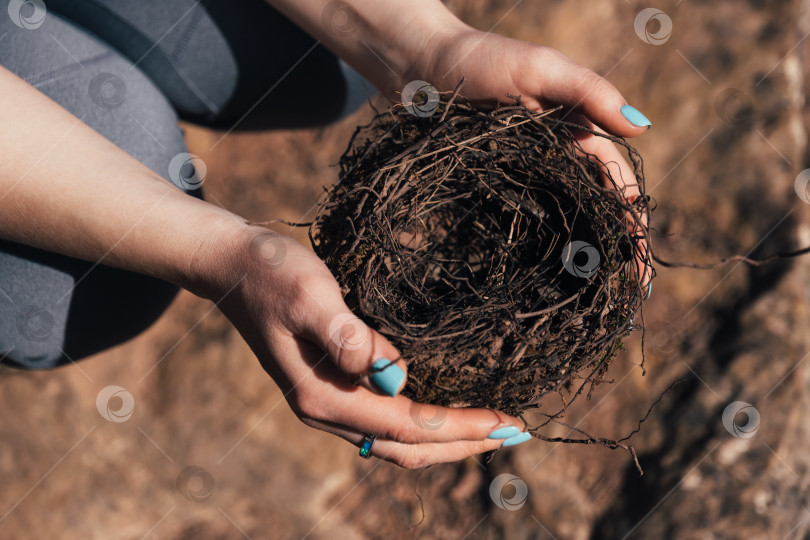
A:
308,303,407,397
536,49,651,136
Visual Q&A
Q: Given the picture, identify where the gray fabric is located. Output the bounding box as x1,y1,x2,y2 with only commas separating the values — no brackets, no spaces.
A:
0,9,191,368
0,7,194,190
44,0,239,119
338,59,375,119
0,1,374,369
47,0,376,129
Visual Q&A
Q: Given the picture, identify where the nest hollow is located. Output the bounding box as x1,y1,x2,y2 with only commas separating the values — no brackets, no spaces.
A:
310,88,651,417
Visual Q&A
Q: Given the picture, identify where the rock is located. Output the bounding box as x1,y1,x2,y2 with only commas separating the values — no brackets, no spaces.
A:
4,1,810,538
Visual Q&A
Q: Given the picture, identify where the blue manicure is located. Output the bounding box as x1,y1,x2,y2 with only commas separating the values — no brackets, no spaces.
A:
621,105,651,128
488,426,521,439
646,282,653,300
501,432,532,447
369,358,405,397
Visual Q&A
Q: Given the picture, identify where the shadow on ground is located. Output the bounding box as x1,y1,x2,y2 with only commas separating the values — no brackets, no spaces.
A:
3,1,810,538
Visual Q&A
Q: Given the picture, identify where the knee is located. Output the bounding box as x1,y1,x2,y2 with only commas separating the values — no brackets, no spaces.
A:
334,59,377,121
1,304,67,369
0,9,193,194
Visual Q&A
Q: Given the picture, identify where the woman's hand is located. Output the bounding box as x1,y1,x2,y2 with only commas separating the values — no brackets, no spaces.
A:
413,30,651,134
267,0,652,287
0,62,528,467
211,225,530,468
411,29,653,288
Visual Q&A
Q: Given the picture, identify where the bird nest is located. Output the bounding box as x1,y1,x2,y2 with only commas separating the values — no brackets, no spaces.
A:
310,85,652,417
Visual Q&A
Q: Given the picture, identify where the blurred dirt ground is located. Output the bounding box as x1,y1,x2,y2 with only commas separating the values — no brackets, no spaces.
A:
5,0,810,538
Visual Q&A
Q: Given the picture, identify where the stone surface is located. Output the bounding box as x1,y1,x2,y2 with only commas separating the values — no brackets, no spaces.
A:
3,1,810,538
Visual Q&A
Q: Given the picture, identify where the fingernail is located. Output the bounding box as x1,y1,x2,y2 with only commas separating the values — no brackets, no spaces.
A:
646,281,653,300
501,432,532,447
370,358,405,397
621,104,651,128
488,426,521,439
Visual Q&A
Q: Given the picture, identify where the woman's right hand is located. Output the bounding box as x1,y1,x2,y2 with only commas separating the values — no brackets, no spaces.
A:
210,225,531,468
0,63,530,467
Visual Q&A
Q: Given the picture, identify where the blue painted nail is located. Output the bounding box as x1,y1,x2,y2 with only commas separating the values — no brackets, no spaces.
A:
488,426,521,439
646,282,653,300
621,104,651,128
501,432,532,447
369,358,405,397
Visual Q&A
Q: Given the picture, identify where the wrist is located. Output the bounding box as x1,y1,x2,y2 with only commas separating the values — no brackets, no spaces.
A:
174,207,252,301
367,6,470,98
402,17,469,86
184,218,300,307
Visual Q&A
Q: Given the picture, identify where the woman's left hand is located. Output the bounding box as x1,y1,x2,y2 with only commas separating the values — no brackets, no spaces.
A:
404,28,652,287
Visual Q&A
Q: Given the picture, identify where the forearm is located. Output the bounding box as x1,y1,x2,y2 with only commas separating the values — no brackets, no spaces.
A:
0,66,245,299
265,0,468,95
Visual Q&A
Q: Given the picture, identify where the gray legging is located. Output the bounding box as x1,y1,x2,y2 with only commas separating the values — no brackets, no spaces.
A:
0,0,372,369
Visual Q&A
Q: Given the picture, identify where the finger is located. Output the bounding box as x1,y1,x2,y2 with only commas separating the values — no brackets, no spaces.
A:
535,48,651,137
303,418,530,469
558,113,641,201
286,343,528,444
326,388,528,445
579,134,652,290
565,121,651,290
288,279,407,396
577,127,641,203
